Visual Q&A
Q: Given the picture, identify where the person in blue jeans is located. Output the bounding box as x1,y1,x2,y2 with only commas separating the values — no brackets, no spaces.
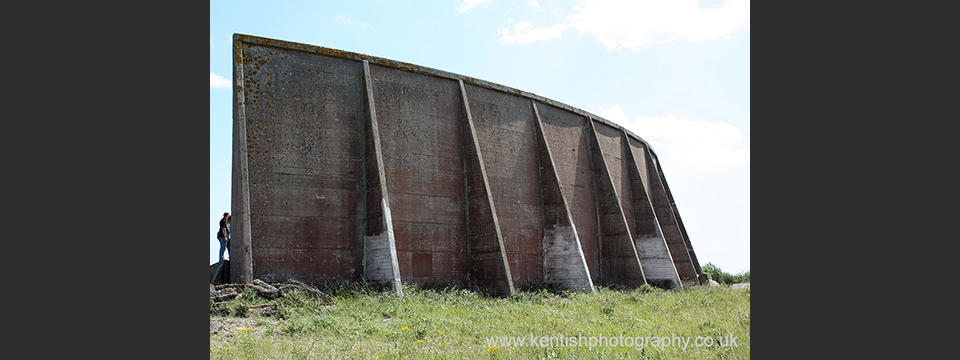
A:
217,212,231,262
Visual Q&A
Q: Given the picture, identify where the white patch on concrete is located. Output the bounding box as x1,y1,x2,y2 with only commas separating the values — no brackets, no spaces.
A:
543,225,594,292
635,235,683,289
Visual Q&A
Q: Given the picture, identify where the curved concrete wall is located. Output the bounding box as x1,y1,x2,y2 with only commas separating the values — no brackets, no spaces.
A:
231,34,704,295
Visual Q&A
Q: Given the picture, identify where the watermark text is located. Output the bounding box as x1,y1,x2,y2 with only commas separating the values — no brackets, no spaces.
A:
484,333,738,351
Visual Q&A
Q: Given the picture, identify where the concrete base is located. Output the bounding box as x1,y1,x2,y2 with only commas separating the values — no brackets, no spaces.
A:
210,260,230,285
698,273,709,286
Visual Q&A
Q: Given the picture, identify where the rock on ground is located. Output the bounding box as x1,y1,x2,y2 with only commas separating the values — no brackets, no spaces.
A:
278,279,334,304
251,279,280,299
210,320,223,333
209,279,334,304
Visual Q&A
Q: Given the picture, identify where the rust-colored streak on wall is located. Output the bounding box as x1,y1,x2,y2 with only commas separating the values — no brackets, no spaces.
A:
465,84,545,286
240,43,365,284
370,64,469,285
534,103,601,284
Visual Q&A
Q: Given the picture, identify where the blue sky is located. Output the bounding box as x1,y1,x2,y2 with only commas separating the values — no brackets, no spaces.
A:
210,0,750,274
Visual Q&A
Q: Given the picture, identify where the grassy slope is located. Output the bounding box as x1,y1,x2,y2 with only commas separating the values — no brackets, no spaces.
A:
210,284,750,359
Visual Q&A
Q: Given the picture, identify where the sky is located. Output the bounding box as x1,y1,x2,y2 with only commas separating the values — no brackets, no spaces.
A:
210,0,750,274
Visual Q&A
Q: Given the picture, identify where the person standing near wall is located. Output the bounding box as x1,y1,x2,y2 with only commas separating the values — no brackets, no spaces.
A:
225,213,232,258
217,212,231,262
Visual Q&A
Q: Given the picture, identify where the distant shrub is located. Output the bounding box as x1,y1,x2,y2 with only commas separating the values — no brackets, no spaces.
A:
702,262,749,286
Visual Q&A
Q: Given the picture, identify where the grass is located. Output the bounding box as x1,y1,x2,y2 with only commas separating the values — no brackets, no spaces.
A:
210,283,750,359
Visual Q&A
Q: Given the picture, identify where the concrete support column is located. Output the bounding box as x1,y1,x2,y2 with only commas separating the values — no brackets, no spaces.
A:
644,149,699,282
587,118,647,287
533,102,594,293
652,156,703,277
361,60,403,296
460,80,515,297
622,134,683,290
231,34,253,284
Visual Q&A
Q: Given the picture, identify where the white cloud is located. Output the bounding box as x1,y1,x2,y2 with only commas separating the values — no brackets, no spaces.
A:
498,21,571,44
598,104,749,173
567,0,750,50
528,0,540,10
210,72,231,89
458,0,491,14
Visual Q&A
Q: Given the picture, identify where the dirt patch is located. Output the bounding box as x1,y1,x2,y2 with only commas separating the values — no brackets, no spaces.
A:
210,316,282,337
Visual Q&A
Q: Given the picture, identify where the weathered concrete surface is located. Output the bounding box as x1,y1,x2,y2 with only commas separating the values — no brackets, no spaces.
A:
372,64,470,290
644,149,700,282
588,119,647,287
459,80,515,296
465,83,544,287
363,230,398,290
535,103,602,284
625,137,683,290
534,102,593,293
210,260,230,285
231,34,705,293
362,60,402,295
232,40,366,285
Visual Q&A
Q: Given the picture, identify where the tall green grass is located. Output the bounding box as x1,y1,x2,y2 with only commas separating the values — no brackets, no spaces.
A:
211,283,749,359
